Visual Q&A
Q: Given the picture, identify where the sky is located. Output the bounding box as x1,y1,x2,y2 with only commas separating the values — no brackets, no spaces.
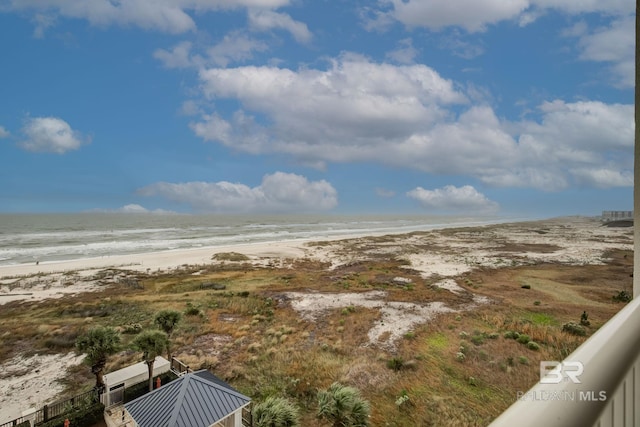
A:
0,0,635,217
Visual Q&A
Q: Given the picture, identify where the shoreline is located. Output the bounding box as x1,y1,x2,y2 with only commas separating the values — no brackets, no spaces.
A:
0,215,534,275
0,238,315,279
0,215,631,424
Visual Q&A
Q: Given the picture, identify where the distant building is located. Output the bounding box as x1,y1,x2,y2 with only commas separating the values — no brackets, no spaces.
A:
601,211,633,222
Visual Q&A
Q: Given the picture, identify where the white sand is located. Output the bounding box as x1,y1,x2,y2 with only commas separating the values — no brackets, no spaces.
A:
0,353,85,424
0,217,633,422
285,290,459,349
0,240,314,306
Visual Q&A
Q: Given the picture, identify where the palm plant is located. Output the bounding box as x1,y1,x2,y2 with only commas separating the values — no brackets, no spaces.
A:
154,310,182,360
317,382,371,427
75,326,121,389
253,396,300,427
131,329,169,391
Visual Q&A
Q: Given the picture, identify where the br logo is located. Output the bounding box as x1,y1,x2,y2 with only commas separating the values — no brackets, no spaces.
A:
540,361,584,384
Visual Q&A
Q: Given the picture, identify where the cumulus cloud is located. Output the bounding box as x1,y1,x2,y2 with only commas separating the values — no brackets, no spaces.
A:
0,126,9,138
407,185,499,213
194,54,467,158
138,172,338,213
573,16,634,88
188,54,632,191
382,0,529,32
4,0,292,34
376,0,632,32
19,117,89,154
248,9,312,43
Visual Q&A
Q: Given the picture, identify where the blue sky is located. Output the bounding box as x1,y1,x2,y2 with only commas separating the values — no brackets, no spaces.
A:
0,0,634,217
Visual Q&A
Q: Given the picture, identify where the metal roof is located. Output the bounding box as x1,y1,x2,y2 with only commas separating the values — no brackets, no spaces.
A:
125,370,251,427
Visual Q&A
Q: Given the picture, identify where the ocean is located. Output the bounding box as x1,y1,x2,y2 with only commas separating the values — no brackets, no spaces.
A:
0,213,517,267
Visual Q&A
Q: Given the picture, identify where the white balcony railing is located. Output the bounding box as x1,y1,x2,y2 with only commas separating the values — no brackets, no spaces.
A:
489,296,640,427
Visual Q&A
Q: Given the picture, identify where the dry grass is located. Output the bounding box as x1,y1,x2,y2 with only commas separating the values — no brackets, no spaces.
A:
0,227,632,426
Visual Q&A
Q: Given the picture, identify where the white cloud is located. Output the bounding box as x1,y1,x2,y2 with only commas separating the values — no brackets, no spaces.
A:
386,38,418,64
88,204,177,214
376,0,632,32
32,13,56,38
574,16,634,88
19,117,89,154
138,172,338,213
154,33,269,69
248,9,312,43
190,55,633,191
407,185,499,213
439,31,485,59
194,54,467,159
5,0,292,34
154,41,196,68
119,204,151,213
486,100,633,189
569,168,633,189
376,188,396,198
383,0,529,32
0,126,9,138
179,100,202,116
206,32,269,67
529,0,633,15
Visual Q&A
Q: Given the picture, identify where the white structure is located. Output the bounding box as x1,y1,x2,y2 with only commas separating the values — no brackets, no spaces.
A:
601,211,633,222
102,356,170,407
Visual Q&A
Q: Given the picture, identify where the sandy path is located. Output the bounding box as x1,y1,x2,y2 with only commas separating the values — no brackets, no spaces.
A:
0,217,632,423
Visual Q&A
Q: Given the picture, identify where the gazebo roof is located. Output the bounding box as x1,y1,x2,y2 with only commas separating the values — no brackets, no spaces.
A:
125,370,251,427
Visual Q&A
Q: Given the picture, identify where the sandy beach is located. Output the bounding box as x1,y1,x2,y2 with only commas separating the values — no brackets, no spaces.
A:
0,216,633,424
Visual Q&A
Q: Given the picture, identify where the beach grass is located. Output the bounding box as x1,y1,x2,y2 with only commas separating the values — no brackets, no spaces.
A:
0,221,633,426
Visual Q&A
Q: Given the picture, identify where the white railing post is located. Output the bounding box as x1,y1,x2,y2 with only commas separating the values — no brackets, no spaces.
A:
634,0,640,299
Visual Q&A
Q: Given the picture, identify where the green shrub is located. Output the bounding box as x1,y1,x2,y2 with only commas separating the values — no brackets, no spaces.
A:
503,331,517,339
253,396,300,427
184,302,201,316
212,252,250,261
516,334,530,344
403,331,415,340
317,383,371,427
470,335,484,346
612,290,632,303
527,341,540,351
562,322,586,336
521,284,531,289
387,357,405,371
518,356,529,365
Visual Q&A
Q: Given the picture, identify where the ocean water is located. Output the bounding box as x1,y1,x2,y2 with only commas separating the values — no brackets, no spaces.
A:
0,213,514,266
